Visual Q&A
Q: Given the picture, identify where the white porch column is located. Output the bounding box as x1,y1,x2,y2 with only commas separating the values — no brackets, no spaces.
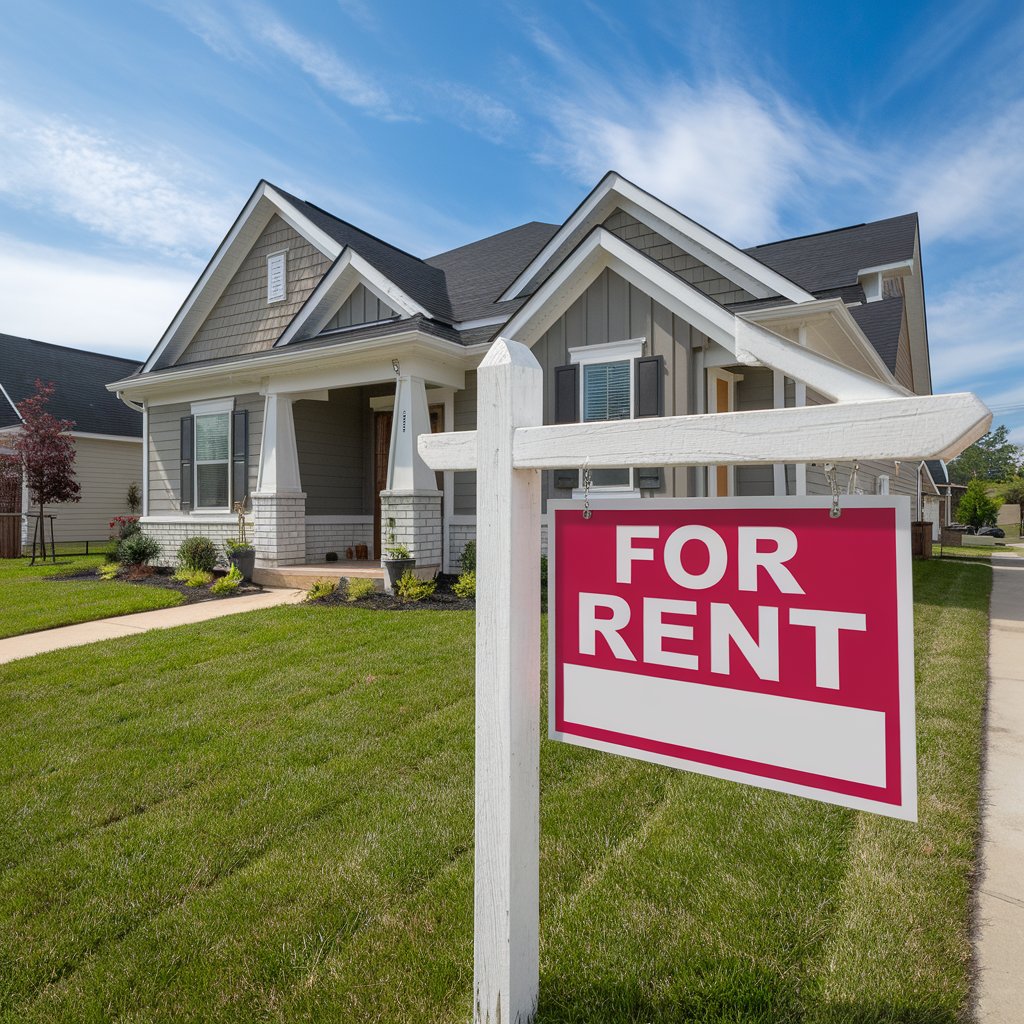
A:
254,393,305,567
380,375,442,574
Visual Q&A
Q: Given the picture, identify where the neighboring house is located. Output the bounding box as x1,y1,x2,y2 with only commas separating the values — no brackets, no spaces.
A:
1,334,142,549
107,172,940,577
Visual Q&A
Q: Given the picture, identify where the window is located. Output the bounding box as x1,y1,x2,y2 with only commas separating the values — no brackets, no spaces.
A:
570,338,645,491
267,251,287,303
190,399,234,510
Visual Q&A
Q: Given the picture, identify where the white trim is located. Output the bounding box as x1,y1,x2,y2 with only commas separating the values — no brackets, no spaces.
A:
795,380,808,495
0,381,23,421
141,514,239,524
141,182,345,373
142,403,149,517
499,171,815,305
266,248,288,304
567,336,645,364
859,259,913,277
707,367,738,497
772,370,787,497
68,431,142,443
191,397,235,415
453,314,508,331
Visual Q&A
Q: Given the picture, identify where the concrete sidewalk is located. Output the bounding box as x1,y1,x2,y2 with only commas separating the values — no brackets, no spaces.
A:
0,587,305,665
975,555,1024,1022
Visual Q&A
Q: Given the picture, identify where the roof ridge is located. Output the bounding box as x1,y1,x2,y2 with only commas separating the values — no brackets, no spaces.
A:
267,183,432,267
427,220,560,261
0,333,142,365
749,212,918,250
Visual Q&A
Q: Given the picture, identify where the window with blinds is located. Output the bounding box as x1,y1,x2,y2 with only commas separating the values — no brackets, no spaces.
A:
583,360,631,487
195,412,231,509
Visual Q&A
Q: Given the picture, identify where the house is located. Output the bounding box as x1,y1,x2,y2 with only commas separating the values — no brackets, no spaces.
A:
1,334,143,552
106,172,941,580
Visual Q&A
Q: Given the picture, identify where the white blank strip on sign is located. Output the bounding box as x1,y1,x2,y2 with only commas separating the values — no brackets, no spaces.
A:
562,664,887,787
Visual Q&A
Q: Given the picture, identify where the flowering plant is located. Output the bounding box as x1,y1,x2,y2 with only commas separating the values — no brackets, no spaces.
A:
109,515,141,540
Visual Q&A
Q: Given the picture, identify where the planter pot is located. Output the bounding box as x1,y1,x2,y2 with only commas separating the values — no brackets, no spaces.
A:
229,549,256,582
383,557,415,593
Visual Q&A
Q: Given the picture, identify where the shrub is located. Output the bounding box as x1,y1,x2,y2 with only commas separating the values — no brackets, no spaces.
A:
98,562,120,580
305,577,338,602
117,532,161,567
957,478,999,530
396,569,436,602
385,543,411,560
211,565,244,595
177,535,218,572
460,540,476,572
126,482,142,514
224,537,254,555
452,570,476,599
173,568,213,587
346,577,377,602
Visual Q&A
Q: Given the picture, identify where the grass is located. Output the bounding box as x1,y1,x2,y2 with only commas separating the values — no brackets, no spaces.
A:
0,560,991,1022
0,556,182,639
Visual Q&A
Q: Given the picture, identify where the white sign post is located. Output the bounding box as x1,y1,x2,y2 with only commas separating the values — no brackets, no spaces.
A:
419,337,990,1024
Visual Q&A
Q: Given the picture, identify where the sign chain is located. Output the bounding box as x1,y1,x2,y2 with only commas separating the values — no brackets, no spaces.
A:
824,463,842,518
582,464,593,520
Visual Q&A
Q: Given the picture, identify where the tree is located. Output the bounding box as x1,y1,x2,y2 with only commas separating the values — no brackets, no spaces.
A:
6,379,80,561
956,478,999,530
948,425,1023,484
1002,477,1024,535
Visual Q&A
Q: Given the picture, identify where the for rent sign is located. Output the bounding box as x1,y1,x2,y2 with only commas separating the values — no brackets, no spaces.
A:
549,497,916,820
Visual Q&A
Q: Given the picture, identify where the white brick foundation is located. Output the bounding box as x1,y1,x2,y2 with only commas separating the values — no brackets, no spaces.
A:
305,515,375,562
253,492,306,567
380,489,442,569
138,515,240,567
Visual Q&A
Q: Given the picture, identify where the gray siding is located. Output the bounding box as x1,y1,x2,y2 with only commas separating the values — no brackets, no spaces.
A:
176,216,332,365
453,371,477,515
147,394,263,514
894,308,914,391
324,284,397,331
532,268,696,503
29,436,143,542
294,388,372,515
734,366,775,496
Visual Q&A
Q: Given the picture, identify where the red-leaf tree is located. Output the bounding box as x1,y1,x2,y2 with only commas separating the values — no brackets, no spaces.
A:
7,379,80,560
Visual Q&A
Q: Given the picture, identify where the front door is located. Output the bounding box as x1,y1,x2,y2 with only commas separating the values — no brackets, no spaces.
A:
373,405,444,558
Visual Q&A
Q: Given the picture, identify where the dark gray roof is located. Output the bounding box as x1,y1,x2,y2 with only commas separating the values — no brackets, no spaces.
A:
426,221,560,322
745,214,918,295
0,334,142,436
849,295,905,373
924,459,949,486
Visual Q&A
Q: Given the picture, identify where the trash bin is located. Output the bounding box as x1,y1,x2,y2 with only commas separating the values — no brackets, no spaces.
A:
911,521,932,559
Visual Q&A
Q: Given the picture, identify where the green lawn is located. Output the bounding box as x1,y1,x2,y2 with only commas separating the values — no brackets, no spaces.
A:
0,560,990,1022
0,556,182,639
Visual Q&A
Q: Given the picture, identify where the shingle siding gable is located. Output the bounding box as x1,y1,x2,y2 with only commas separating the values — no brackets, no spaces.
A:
174,215,333,367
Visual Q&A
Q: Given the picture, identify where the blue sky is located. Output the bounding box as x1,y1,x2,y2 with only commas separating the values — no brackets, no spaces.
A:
1,0,1022,441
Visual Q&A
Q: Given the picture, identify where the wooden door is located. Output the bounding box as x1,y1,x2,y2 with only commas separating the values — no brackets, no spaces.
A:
715,377,730,496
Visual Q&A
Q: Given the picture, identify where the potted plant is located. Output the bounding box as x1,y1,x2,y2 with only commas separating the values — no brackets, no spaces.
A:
381,517,415,592
225,499,255,582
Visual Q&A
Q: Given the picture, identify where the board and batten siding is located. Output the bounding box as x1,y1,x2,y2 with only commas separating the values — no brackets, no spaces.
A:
29,436,142,542
147,394,263,514
293,388,372,516
174,215,332,366
324,284,397,331
453,370,477,515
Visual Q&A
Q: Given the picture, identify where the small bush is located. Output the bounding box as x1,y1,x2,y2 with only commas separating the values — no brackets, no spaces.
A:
117,532,161,567
452,570,476,599
173,568,213,588
346,577,377,602
211,565,244,595
98,562,121,580
396,569,436,602
460,540,476,572
385,544,411,560
305,577,338,602
224,537,254,555
177,535,218,572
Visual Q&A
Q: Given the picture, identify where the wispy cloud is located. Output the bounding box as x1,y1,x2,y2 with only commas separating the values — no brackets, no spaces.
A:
0,235,194,357
0,101,232,260
423,82,520,144
336,0,378,33
148,0,253,62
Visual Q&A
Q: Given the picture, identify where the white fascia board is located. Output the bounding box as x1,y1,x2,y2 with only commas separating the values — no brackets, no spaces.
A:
141,182,344,373
68,431,142,443
743,298,904,389
858,259,913,277
0,382,23,421
275,249,428,348
453,314,509,331
498,171,815,305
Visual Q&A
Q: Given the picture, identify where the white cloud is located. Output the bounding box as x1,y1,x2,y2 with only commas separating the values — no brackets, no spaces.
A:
253,11,403,120
424,82,520,143
147,0,253,61
0,236,192,359
0,100,232,260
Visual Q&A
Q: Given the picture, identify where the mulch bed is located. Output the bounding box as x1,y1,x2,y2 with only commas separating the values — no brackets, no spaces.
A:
46,566,264,604
309,573,475,612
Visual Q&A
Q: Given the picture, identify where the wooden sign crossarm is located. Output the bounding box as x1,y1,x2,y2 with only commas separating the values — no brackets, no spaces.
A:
418,392,991,473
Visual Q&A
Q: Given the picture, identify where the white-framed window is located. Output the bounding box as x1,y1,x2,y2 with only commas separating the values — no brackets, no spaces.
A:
570,338,645,492
267,250,287,303
192,399,233,510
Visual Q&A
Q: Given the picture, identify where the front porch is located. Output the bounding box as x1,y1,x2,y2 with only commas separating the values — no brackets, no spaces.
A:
253,559,385,590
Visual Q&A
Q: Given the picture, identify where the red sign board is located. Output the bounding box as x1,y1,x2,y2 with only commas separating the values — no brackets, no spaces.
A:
549,497,916,820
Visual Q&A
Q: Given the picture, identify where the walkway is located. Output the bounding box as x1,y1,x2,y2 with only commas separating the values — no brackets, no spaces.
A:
0,587,305,665
975,554,1024,1022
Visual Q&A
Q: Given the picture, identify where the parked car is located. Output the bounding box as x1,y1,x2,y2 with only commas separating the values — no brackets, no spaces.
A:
946,523,976,534
978,526,1005,538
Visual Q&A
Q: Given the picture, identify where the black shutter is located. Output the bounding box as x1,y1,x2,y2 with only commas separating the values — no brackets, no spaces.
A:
554,364,579,424
231,409,249,508
637,467,664,491
179,415,194,511
635,355,664,418
553,470,577,490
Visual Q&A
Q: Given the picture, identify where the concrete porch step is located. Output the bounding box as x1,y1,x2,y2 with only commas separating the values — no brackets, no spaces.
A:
253,561,385,591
